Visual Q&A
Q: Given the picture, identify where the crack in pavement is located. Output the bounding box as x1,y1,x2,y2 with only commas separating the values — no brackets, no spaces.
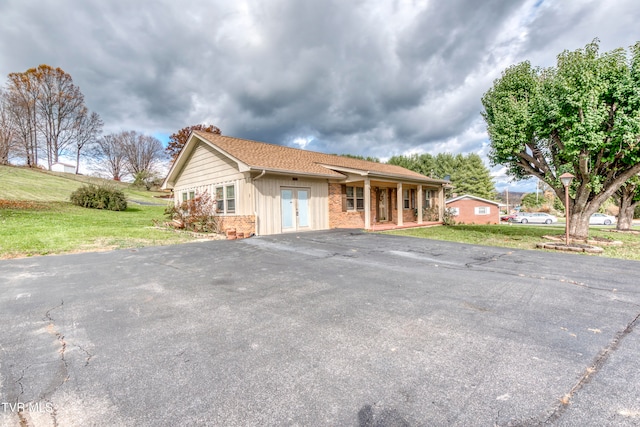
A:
42,300,68,427
540,310,640,425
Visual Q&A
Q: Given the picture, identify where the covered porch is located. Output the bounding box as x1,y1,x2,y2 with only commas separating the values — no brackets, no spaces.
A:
369,220,443,231
329,174,449,231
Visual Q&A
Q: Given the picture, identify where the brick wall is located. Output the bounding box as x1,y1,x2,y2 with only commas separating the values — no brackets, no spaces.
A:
218,215,256,236
447,199,499,224
328,183,365,228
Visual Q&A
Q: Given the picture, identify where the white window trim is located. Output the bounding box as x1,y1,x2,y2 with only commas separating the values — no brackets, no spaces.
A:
214,183,237,215
346,186,365,212
450,207,460,216
475,206,490,215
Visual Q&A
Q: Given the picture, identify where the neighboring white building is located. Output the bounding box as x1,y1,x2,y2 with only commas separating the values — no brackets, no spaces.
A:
51,162,76,174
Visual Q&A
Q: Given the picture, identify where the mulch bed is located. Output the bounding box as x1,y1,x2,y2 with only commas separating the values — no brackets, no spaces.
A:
0,199,51,210
542,234,622,247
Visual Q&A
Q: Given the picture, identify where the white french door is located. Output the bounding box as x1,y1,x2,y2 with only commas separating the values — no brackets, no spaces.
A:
281,188,310,232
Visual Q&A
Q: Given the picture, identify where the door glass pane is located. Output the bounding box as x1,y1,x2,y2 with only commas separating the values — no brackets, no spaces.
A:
297,190,309,228
281,189,294,229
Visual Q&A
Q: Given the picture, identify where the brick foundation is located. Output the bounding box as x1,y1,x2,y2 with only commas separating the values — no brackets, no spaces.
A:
218,215,256,236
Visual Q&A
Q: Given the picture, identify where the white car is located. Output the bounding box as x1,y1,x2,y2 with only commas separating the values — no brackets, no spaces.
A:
509,212,558,224
589,213,616,225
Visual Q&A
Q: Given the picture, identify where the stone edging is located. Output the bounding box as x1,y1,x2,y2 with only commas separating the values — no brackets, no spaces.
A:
536,242,604,253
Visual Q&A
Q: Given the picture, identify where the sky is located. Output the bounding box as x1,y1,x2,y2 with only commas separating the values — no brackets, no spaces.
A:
0,0,638,192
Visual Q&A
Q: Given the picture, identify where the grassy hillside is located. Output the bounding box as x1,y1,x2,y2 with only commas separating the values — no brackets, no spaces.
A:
0,165,200,258
0,165,165,203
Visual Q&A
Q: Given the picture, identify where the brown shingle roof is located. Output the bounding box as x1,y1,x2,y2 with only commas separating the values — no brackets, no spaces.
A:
194,131,439,182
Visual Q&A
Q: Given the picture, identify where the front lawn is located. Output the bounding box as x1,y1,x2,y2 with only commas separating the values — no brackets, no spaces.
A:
384,224,640,261
0,201,199,258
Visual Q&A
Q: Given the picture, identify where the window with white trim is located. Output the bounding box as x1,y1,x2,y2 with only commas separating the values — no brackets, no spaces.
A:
403,189,410,209
215,184,236,214
182,192,188,202
475,206,490,215
450,207,460,216
346,186,364,211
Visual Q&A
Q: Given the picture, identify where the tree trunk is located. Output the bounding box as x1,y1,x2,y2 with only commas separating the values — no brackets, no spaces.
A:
568,210,592,240
617,206,635,230
75,146,81,174
616,183,638,231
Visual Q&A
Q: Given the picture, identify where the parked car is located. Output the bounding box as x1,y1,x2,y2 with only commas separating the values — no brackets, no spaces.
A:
509,212,558,224
501,213,517,222
589,213,616,225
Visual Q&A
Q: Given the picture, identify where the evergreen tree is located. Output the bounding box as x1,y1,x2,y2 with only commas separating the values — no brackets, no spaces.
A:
388,152,496,199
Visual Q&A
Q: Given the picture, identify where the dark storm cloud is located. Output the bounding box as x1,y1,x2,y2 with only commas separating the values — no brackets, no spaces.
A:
1,0,639,172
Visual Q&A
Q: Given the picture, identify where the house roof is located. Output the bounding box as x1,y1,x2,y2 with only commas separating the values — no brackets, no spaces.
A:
163,131,447,188
446,194,501,206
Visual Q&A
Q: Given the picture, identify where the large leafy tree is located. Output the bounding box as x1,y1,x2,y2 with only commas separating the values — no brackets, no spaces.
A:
482,40,640,239
388,152,496,199
166,124,220,162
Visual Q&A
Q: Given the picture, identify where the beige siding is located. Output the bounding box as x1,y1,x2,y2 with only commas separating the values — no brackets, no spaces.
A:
253,176,329,235
174,142,243,188
172,142,251,215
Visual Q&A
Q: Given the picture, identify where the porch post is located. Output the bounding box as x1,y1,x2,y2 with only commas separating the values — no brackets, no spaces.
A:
364,178,371,230
439,185,445,221
397,182,403,227
417,185,423,224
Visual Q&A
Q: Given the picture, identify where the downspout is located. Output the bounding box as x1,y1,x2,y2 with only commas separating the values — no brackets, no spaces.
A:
252,170,267,236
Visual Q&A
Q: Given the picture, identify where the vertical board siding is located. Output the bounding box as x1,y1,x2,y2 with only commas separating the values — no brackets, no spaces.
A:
254,176,329,235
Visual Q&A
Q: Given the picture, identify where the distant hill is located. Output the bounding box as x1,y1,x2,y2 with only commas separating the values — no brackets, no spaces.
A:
0,165,165,204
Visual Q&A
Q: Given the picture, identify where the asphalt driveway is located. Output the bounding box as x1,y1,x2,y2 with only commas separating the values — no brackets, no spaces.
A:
1,230,639,426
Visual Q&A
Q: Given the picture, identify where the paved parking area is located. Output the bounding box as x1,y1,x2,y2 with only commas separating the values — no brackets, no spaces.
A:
1,230,639,426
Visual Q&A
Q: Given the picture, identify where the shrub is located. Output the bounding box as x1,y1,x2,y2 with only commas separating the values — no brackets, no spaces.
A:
70,184,128,211
165,191,219,233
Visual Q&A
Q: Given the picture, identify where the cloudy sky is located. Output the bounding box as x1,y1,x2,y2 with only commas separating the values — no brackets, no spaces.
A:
1,0,638,190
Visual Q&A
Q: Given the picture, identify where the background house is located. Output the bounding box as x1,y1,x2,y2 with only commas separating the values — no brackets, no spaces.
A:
51,162,76,174
446,194,500,224
162,131,449,236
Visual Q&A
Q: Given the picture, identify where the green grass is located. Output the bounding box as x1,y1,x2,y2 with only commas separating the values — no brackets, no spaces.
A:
0,165,162,203
0,165,201,258
385,224,640,261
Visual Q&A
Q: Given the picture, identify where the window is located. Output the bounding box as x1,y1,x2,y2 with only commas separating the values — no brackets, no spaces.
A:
215,187,224,212
189,191,195,200
450,207,460,216
346,186,364,211
475,206,490,215
214,184,236,214
423,191,431,209
182,192,188,202
403,189,414,209
226,185,235,214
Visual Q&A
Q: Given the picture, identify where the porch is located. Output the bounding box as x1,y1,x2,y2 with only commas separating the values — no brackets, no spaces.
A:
369,220,443,232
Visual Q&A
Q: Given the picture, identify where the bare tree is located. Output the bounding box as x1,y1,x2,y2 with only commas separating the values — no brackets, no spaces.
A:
93,132,127,181
6,71,39,166
73,109,103,174
4,65,95,169
121,131,165,177
34,65,86,169
0,90,16,165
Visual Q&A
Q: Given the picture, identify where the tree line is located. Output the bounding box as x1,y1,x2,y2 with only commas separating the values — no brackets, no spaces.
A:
388,152,496,200
0,65,166,184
